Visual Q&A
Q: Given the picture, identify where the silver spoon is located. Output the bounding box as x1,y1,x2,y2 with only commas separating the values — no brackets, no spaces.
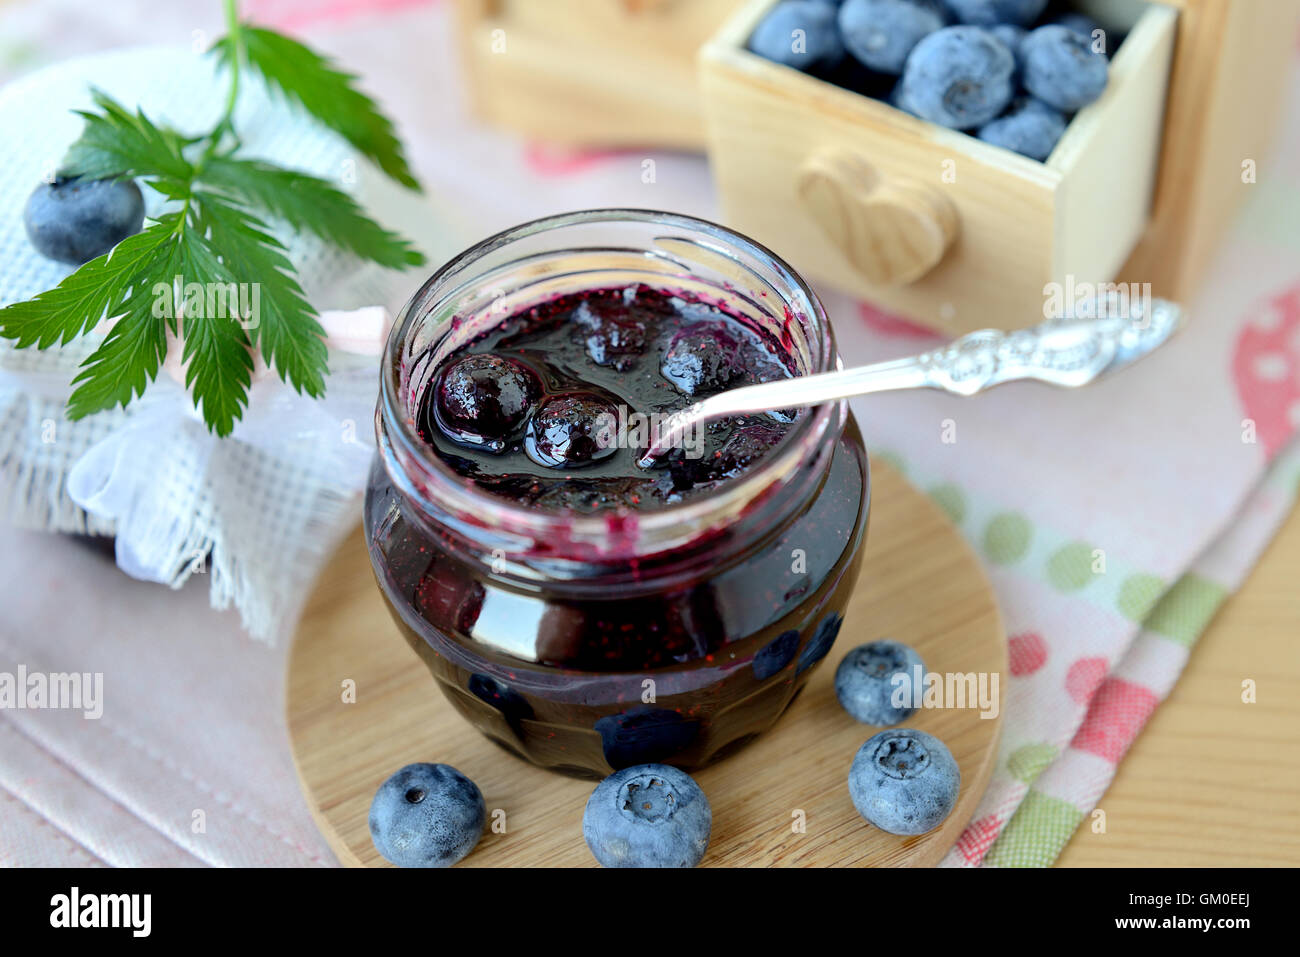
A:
637,298,1183,468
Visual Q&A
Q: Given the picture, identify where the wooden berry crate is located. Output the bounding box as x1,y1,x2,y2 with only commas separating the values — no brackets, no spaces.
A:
697,0,1300,335
451,0,744,149
701,0,1178,336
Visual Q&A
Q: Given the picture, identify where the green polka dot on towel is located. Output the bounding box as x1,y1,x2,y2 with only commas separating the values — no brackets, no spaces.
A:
1117,573,1166,622
982,791,1085,868
1007,742,1058,784
1046,542,1098,591
983,512,1033,564
1143,574,1228,646
928,483,967,524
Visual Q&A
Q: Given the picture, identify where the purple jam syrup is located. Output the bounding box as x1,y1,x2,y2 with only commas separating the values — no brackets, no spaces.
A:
416,283,797,512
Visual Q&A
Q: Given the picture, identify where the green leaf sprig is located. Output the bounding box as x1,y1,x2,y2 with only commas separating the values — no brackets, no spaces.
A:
0,0,425,436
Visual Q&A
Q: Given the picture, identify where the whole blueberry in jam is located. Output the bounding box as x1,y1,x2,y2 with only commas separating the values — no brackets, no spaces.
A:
596,708,702,769
572,297,649,371
676,419,787,485
469,673,534,728
525,392,620,468
797,611,844,674
433,353,539,451
417,284,795,511
660,321,744,396
753,629,800,680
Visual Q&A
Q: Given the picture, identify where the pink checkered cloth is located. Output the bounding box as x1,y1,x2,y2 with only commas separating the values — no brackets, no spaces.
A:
1,0,1297,866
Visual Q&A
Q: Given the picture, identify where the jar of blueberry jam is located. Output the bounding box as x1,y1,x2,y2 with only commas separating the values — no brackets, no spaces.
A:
365,210,869,777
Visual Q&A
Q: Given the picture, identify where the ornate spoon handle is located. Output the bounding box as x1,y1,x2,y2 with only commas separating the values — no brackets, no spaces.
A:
638,298,1183,467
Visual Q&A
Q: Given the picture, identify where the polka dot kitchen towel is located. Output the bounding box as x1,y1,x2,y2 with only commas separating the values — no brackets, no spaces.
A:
832,232,1300,864
0,0,1297,866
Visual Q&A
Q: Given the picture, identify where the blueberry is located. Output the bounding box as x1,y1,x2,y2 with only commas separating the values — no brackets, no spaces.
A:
834,640,925,725
889,78,920,115
1020,24,1108,112
572,297,649,371
839,0,946,75
369,763,486,867
796,611,843,674
582,764,711,868
941,0,1046,27
677,419,786,486
848,728,960,835
596,708,701,768
23,176,144,265
525,392,620,468
977,95,1066,160
660,321,743,396
434,353,540,451
753,628,800,680
900,26,1016,129
1054,12,1112,55
748,0,845,71
469,673,533,727
990,23,1026,78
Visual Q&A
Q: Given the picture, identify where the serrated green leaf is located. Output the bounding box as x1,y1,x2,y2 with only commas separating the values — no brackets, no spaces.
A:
66,273,176,420
170,224,256,436
62,90,194,188
192,191,328,398
201,156,424,269
213,25,420,191
0,219,178,349
8,22,432,435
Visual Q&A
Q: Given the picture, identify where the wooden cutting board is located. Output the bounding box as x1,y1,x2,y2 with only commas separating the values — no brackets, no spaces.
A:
286,458,1005,867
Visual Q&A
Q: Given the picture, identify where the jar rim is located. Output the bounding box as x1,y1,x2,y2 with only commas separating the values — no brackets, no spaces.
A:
378,208,845,558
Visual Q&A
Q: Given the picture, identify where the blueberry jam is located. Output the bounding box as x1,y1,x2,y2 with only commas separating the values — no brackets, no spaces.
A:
416,284,796,512
367,279,870,777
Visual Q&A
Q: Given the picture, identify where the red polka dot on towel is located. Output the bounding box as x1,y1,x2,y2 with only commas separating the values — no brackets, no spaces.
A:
1070,677,1160,763
1065,656,1109,703
1008,632,1048,676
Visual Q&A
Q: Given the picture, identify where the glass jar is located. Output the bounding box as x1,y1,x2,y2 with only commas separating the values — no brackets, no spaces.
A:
365,209,870,777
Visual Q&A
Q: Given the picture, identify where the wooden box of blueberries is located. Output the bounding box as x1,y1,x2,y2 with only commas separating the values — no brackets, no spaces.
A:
702,0,1300,334
454,0,1300,334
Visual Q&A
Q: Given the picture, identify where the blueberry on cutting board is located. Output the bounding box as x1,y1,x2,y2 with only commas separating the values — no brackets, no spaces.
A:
583,764,712,868
369,763,486,867
848,728,960,835
24,176,144,265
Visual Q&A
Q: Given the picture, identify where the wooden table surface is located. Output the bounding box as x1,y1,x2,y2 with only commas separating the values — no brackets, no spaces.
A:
1058,501,1300,867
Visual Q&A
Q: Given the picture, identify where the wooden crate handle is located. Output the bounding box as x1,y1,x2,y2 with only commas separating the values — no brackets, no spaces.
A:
797,148,958,287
